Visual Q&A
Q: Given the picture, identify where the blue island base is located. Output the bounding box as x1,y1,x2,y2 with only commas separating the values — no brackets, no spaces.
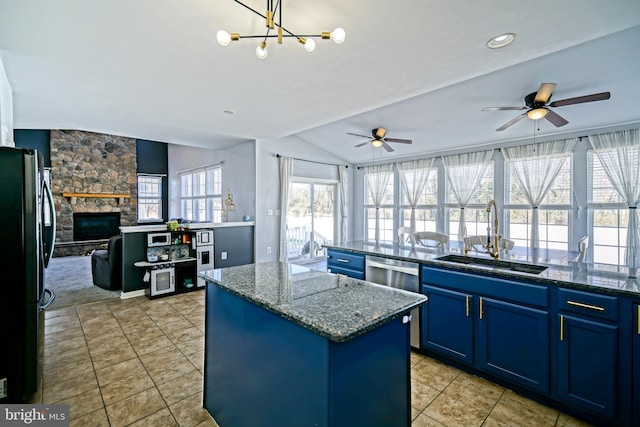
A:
204,284,412,427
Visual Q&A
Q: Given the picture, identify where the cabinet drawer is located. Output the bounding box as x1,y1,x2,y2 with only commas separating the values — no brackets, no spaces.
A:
557,288,617,322
327,265,365,280
422,266,548,308
327,250,365,271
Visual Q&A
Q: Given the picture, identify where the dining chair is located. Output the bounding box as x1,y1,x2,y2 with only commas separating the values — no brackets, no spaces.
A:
464,235,514,254
414,231,449,249
397,227,414,244
576,236,589,262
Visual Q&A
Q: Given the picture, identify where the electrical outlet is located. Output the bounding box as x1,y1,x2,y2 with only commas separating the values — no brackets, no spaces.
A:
221,251,228,260
266,247,272,254
268,209,273,216
275,209,280,216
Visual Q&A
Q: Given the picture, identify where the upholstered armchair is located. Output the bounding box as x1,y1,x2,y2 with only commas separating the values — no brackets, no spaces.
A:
91,235,123,290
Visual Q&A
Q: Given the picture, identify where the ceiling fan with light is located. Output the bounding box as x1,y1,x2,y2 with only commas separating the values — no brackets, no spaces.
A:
347,128,413,152
482,83,611,131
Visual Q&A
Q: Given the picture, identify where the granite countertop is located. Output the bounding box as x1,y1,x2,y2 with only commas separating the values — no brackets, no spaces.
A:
325,241,640,298
200,262,427,342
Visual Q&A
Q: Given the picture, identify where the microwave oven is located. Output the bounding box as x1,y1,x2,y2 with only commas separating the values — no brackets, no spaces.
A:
148,232,171,247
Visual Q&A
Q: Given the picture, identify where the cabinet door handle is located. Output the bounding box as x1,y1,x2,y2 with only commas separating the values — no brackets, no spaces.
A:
566,300,605,311
465,295,470,317
337,258,350,263
479,297,484,320
560,315,564,341
637,305,640,335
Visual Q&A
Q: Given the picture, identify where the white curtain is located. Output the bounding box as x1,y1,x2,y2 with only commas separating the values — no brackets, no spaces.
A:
364,163,394,242
589,129,640,271
503,138,577,249
338,165,348,243
278,156,293,262
397,158,435,232
442,150,494,240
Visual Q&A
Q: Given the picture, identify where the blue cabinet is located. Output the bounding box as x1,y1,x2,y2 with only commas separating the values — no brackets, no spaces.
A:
421,285,473,364
421,266,549,394
327,249,365,279
633,303,640,426
477,297,549,394
556,313,618,419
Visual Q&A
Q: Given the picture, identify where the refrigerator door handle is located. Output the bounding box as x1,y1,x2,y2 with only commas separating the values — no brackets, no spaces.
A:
42,179,56,267
41,288,56,310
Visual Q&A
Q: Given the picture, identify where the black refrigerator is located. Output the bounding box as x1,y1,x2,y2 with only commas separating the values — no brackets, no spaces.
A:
0,146,56,403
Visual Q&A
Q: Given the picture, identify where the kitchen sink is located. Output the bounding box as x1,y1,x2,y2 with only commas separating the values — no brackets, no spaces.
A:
435,254,548,275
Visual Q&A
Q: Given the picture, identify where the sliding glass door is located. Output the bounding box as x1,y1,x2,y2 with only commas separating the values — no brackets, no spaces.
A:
287,181,335,261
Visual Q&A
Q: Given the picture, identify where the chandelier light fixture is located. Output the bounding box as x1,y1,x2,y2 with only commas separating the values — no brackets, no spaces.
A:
216,0,346,59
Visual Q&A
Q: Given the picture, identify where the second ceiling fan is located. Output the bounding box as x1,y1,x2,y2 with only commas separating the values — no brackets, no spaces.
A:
482,83,610,131
347,127,412,152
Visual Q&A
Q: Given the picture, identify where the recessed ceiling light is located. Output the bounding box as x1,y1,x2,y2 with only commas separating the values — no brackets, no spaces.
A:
223,110,235,115
486,33,516,49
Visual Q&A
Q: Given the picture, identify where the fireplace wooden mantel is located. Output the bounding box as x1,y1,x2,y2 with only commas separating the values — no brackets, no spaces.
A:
62,193,130,204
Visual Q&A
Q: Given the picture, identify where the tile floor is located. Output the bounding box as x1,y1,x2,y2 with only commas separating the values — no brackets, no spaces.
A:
39,290,591,427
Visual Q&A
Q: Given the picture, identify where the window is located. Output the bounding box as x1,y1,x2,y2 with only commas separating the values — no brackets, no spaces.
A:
446,162,494,242
137,175,163,222
505,157,572,250
180,166,222,222
364,173,394,242
588,151,627,265
400,165,438,232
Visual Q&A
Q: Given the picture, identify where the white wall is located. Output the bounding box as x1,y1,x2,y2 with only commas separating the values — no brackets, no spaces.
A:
0,55,14,147
167,141,256,221
254,135,354,263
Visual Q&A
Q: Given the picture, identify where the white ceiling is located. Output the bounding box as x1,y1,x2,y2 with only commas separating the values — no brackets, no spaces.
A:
1,0,640,164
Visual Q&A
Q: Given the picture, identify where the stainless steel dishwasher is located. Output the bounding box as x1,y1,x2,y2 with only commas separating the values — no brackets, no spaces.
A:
365,255,420,348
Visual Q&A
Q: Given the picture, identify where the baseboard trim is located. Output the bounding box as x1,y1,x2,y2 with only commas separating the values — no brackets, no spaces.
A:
120,289,146,299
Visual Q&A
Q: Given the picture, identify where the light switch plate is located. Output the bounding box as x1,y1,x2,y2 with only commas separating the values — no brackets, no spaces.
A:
221,251,228,260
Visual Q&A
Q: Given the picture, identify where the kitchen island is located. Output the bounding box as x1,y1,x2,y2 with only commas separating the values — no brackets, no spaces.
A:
200,262,427,427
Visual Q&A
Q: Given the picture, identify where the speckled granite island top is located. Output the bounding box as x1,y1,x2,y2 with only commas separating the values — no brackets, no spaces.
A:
200,262,427,342
325,241,640,297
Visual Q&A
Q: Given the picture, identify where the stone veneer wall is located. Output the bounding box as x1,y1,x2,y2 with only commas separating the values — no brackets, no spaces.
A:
50,130,137,256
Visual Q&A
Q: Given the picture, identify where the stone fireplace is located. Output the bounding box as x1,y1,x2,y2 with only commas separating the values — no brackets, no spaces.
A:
50,130,137,256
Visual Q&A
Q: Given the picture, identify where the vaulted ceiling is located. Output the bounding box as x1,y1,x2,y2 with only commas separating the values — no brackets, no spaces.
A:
1,0,640,164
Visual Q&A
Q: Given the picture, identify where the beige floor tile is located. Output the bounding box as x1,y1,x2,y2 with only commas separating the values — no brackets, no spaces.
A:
91,344,138,371
411,379,440,412
556,412,593,426
169,391,210,427
43,356,94,385
132,334,176,356
195,416,219,427
44,345,91,368
411,357,460,391
488,390,559,427
76,302,111,319
443,372,504,406
88,334,130,357
157,370,204,405
95,357,146,387
146,355,197,386
120,318,158,335
160,318,198,334
84,326,127,345
186,350,204,374
175,336,204,356
45,315,80,329
412,412,446,427
105,387,167,427
99,370,156,406
43,371,99,403
139,343,183,368
45,306,78,320
411,351,427,367
125,324,165,343
128,408,179,427
44,325,84,345
69,407,110,427
81,318,121,336
166,325,204,344
423,391,493,427
54,386,104,419
43,335,87,357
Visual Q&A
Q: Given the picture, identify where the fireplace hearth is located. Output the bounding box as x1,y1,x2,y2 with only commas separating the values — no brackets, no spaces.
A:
73,212,121,241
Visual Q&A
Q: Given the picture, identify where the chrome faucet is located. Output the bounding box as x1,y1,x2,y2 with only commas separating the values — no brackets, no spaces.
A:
485,199,501,259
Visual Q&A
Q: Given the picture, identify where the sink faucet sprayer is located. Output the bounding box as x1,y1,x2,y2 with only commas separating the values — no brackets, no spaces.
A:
485,200,501,259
